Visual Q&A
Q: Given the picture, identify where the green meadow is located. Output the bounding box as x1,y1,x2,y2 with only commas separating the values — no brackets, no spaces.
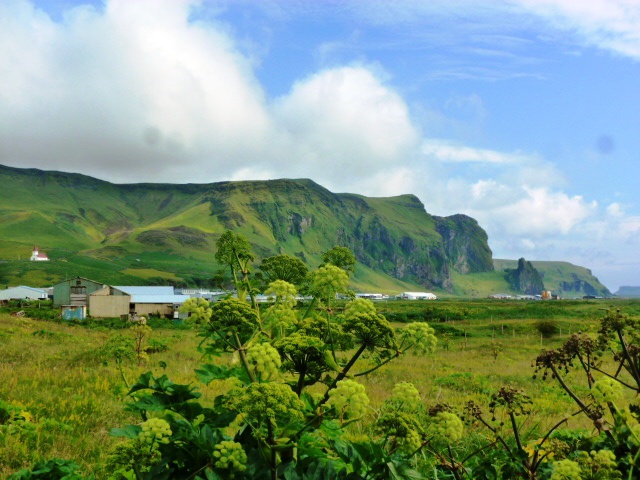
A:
2,298,637,478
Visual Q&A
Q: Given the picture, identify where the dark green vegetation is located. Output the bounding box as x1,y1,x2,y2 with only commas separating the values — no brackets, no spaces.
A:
0,164,609,297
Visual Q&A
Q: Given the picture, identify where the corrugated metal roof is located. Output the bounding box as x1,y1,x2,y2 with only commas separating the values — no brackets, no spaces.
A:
0,286,48,300
114,286,175,296
131,294,190,304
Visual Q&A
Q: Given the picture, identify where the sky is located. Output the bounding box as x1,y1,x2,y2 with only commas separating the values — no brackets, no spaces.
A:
1,0,639,292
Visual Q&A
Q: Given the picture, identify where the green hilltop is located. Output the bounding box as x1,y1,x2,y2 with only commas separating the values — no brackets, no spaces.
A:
0,164,610,297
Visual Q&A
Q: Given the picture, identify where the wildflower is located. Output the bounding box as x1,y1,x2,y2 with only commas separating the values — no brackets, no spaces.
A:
429,411,464,443
327,379,370,419
139,418,172,446
246,342,282,381
213,440,247,472
592,377,623,403
551,459,582,480
390,382,421,411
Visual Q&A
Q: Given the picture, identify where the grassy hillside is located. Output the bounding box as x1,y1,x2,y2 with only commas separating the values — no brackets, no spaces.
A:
0,164,608,297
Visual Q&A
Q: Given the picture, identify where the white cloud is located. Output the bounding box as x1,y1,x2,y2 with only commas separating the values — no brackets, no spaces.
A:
607,202,624,217
495,186,597,236
0,0,273,183
273,66,420,179
514,0,640,59
425,177,597,238
421,140,531,164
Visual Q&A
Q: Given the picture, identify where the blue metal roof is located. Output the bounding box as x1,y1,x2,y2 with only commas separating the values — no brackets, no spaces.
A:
114,286,175,296
130,294,190,304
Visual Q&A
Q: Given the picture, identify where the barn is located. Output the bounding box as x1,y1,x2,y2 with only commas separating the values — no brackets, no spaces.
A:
89,285,190,319
53,277,106,307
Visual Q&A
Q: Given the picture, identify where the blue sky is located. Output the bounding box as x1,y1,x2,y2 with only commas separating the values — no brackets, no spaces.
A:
1,0,639,291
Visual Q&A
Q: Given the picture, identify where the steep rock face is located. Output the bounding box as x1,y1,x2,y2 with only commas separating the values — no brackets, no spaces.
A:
505,258,545,295
200,183,483,290
435,214,494,274
559,274,601,297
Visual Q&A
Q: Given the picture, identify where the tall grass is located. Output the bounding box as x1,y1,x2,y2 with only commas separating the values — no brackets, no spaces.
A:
0,300,635,477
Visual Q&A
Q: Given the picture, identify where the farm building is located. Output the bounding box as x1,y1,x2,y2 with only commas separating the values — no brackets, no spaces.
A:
53,276,106,307
395,292,437,300
0,286,48,301
89,285,190,318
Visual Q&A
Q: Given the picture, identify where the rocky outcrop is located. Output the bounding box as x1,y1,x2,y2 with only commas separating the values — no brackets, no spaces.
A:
505,258,545,295
435,214,494,274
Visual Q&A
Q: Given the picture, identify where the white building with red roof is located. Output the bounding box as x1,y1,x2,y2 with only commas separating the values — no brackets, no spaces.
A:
30,245,49,261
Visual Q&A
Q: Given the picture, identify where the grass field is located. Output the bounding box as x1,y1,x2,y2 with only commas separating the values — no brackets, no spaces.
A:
0,298,637,478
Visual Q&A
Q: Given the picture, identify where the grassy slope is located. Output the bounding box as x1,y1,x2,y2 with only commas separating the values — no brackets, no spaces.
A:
0,165,608,296
1,166,450,290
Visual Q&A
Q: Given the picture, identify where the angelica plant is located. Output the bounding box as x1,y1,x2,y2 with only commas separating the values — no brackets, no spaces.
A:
326,379,370,422
246,342,282,382
212,440,248,474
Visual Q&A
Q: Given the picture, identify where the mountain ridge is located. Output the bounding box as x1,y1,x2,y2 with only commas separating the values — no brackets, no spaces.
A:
0,164,610,297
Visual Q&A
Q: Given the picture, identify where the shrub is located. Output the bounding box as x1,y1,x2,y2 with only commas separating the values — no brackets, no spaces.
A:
534,319,559,338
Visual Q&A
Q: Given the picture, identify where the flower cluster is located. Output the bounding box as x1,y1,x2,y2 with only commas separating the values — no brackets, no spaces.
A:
551,458,582,480
180,297,212,324
246,342,282,381
577,450,620,478
592,377,623,404
376,411,423,454
390,382,422,411
265,304,298,335
428,411,464,444
213,440,248,472
344,298,377,318
264,280,298,308
399,323,437,354
327,379,370,420
307,265,349,304
139,418,172,447
228,383,304,427
524,437,570,463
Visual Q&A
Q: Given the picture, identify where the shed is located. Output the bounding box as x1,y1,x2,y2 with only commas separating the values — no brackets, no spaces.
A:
61,305,87,321
53,277,106,307
0,286,48,301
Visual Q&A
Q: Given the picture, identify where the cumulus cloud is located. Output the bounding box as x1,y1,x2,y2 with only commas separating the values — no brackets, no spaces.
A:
0,0,420,190
0,0,272,183
493,186,597,236
272,66,419,180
